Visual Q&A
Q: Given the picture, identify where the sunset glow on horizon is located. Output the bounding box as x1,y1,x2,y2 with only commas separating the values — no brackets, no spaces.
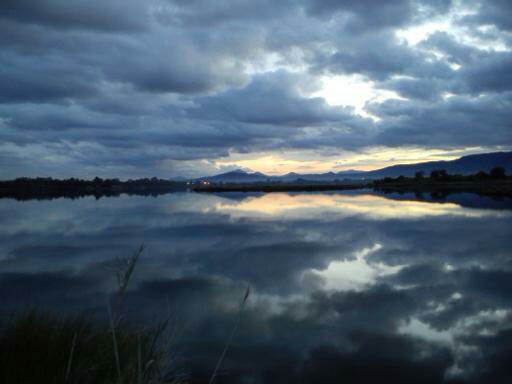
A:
210,146,505,176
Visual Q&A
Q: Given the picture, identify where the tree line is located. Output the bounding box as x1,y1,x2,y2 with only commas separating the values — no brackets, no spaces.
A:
379,167,508,183
0,177,185,200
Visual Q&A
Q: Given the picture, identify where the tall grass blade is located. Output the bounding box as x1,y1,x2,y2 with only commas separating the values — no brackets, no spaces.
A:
110,243,143,320
65,332,78,383
108,302,122,384
208,285,250,384
117,244,143,298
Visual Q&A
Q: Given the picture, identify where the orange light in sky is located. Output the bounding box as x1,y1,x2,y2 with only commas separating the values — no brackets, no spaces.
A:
213,146,493,175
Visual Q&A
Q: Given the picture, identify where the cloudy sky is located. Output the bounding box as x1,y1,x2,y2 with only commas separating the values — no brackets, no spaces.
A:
1,0,511,178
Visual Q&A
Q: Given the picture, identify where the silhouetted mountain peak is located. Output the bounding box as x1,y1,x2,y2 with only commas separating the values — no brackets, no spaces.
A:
195,151,512,183
337,169,363,175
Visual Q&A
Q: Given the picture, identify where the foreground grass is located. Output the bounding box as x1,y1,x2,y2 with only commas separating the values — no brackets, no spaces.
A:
0,245,250,384
0,246,185,383
0,310,185,384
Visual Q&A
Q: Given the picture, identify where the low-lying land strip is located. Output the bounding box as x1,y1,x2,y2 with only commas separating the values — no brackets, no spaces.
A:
194,176,512,197
0,177,185,200
373,179,512,197
192,182,370,193
2,170,511,199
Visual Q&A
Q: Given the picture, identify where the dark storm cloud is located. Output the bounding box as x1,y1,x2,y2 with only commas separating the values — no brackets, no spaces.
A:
420,31,481,65
0,56,97,103
368,92,512,147
314,33,419,80
457,51,512,94
0,67,376,174
99,35,249,95
380,77,444,100
0,103,122,132
193,71,361,126
461,0,512,31
304,0,415,29
303,0,453,33
0,0,148,32
0,0,510,177
159,0,297,26
314,30,459,82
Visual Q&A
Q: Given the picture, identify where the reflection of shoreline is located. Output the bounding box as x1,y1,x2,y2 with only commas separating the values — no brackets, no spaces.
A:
2,191,511,383
213,192,511,219
194,182,370,193
0,182,187,201
204,188,512,213
370,190,512,211
3,179,512,212
194,179,512,197
373,179,512,197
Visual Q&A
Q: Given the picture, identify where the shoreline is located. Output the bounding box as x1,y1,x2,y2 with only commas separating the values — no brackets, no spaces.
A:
193,179,512,197
192,183,370,193
2,179,512,200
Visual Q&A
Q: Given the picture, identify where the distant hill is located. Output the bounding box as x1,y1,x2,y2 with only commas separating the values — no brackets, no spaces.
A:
196,151,512,183
199,170,270,183
351,151,512,179
278,172,341,182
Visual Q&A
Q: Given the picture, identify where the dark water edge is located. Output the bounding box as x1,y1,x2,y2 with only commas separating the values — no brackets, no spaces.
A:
4,187,512,212
1,191,511,383
206,189,512,211
193,179,512,196
0,178,188,201
373,190,512,210
3,178,512,201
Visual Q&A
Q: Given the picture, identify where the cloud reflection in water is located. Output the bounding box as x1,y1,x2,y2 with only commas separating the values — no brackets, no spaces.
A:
0,191,511,383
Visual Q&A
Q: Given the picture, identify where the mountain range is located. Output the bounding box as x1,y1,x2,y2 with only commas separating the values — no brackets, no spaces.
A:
194,151,512,183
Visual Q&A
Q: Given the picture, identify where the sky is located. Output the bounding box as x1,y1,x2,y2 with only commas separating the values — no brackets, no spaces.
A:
0,0,511,178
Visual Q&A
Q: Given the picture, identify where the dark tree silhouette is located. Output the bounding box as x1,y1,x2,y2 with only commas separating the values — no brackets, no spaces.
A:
0,177,184,200
490,166,506,179
475,171,489,179
430,170,448,179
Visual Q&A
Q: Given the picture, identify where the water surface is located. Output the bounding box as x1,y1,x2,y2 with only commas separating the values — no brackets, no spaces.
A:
1,192,511,383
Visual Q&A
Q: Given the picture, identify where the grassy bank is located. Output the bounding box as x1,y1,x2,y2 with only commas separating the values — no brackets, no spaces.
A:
0,245,250,384
373,179,512,197
0,310,184,384
0,245,185,383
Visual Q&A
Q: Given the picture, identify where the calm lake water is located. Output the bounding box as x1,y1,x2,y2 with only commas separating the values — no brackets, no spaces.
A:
1,191,511,383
